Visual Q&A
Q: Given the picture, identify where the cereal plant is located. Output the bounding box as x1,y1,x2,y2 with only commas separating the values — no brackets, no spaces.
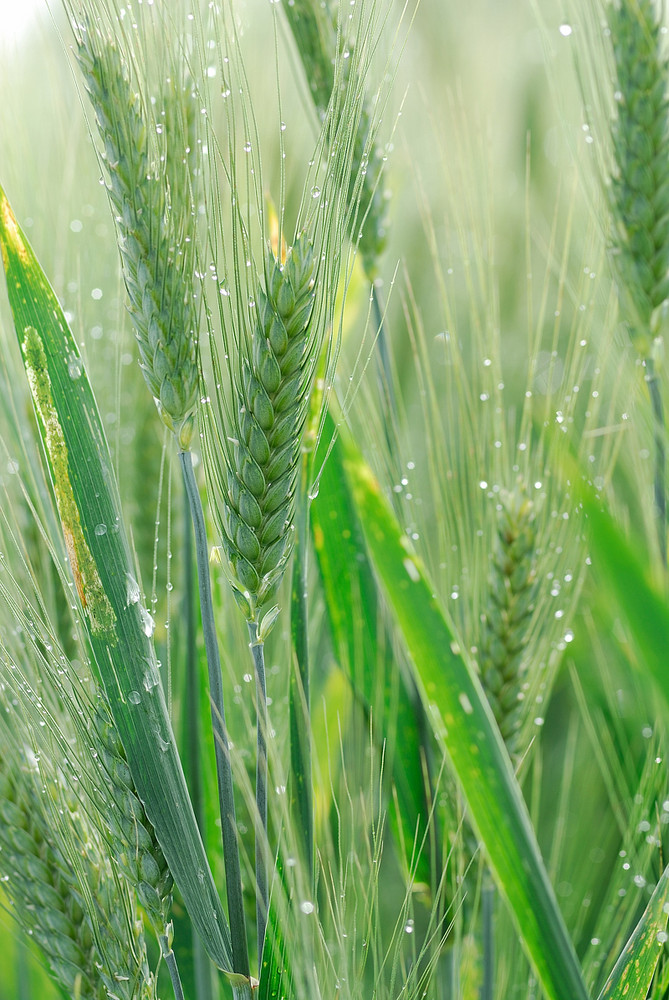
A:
0,1,668,999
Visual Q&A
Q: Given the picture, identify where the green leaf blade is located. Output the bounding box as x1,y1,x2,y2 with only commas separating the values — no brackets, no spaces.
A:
340,429,589,1000
597,866,669,1000
0,183,234,974
580,487,669,707
312,414,434,888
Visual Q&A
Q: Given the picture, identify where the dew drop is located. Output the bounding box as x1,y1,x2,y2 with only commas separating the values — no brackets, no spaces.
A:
94,523,107,536
403,558,420,582
128,690,141,705
139,607,155,637
458,692,473,715
125,573,141,606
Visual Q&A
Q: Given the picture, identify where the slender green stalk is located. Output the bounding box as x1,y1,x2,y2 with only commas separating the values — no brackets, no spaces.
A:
183,496,217,1000
645,356,667,562
14,937,30,1000
161,933,186,1000
248,619,269,964
289,459,314,882
180,448,250,979
481,877,495,1000
183,495,203,825
371,286,402,488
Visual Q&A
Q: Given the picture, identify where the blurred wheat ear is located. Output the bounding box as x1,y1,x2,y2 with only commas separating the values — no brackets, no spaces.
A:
607,0,669,561
479,487,539,759
0,750,157,1000
75,24,199,451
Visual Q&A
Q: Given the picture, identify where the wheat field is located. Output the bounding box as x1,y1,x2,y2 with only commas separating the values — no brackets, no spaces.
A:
0,1,667,999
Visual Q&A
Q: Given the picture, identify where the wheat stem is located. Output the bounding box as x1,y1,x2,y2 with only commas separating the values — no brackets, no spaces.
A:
182,494,217,1000
248,619,269,963
15,939,30,1000
160,932,185,1000
179,448,249,979
183,486,205,830
645,357,667,563
289,460,314,882
371,285,402,486
481,876,495,1000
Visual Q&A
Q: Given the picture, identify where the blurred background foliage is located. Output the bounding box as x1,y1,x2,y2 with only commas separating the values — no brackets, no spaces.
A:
0,1,666,998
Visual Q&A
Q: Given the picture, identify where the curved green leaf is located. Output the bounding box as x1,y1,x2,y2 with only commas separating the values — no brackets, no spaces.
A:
580,487,669,709
340,427,589,1000
312,412,435,888
597,865,669,1000
0,183,233,973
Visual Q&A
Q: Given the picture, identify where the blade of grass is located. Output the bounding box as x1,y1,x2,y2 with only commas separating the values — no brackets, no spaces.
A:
0,183,234,976
312,412,435,890
339,425,589,1000
180,448,250,979
596,865,669,1000
579,485,669,708
258,858,295,1000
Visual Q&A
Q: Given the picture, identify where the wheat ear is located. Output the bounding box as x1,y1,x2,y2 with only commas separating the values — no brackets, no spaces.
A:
210,233,315,957
283,0,388,277
608,0,668,561
479,489,538,759
218,234,316,621
0,765,156,1000
93,703,174,936
76,27,198,450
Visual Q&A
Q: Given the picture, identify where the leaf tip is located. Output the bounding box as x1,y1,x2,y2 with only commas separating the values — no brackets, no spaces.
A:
0,187,29,269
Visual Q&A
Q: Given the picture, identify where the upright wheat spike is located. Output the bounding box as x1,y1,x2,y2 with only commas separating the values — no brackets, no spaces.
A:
217,234,316,621
608,0,668,561
76,26,199,450
609,0,669,344
479,488,538,759
282,0,387,278
209,232,316,956
0,764,156,1000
